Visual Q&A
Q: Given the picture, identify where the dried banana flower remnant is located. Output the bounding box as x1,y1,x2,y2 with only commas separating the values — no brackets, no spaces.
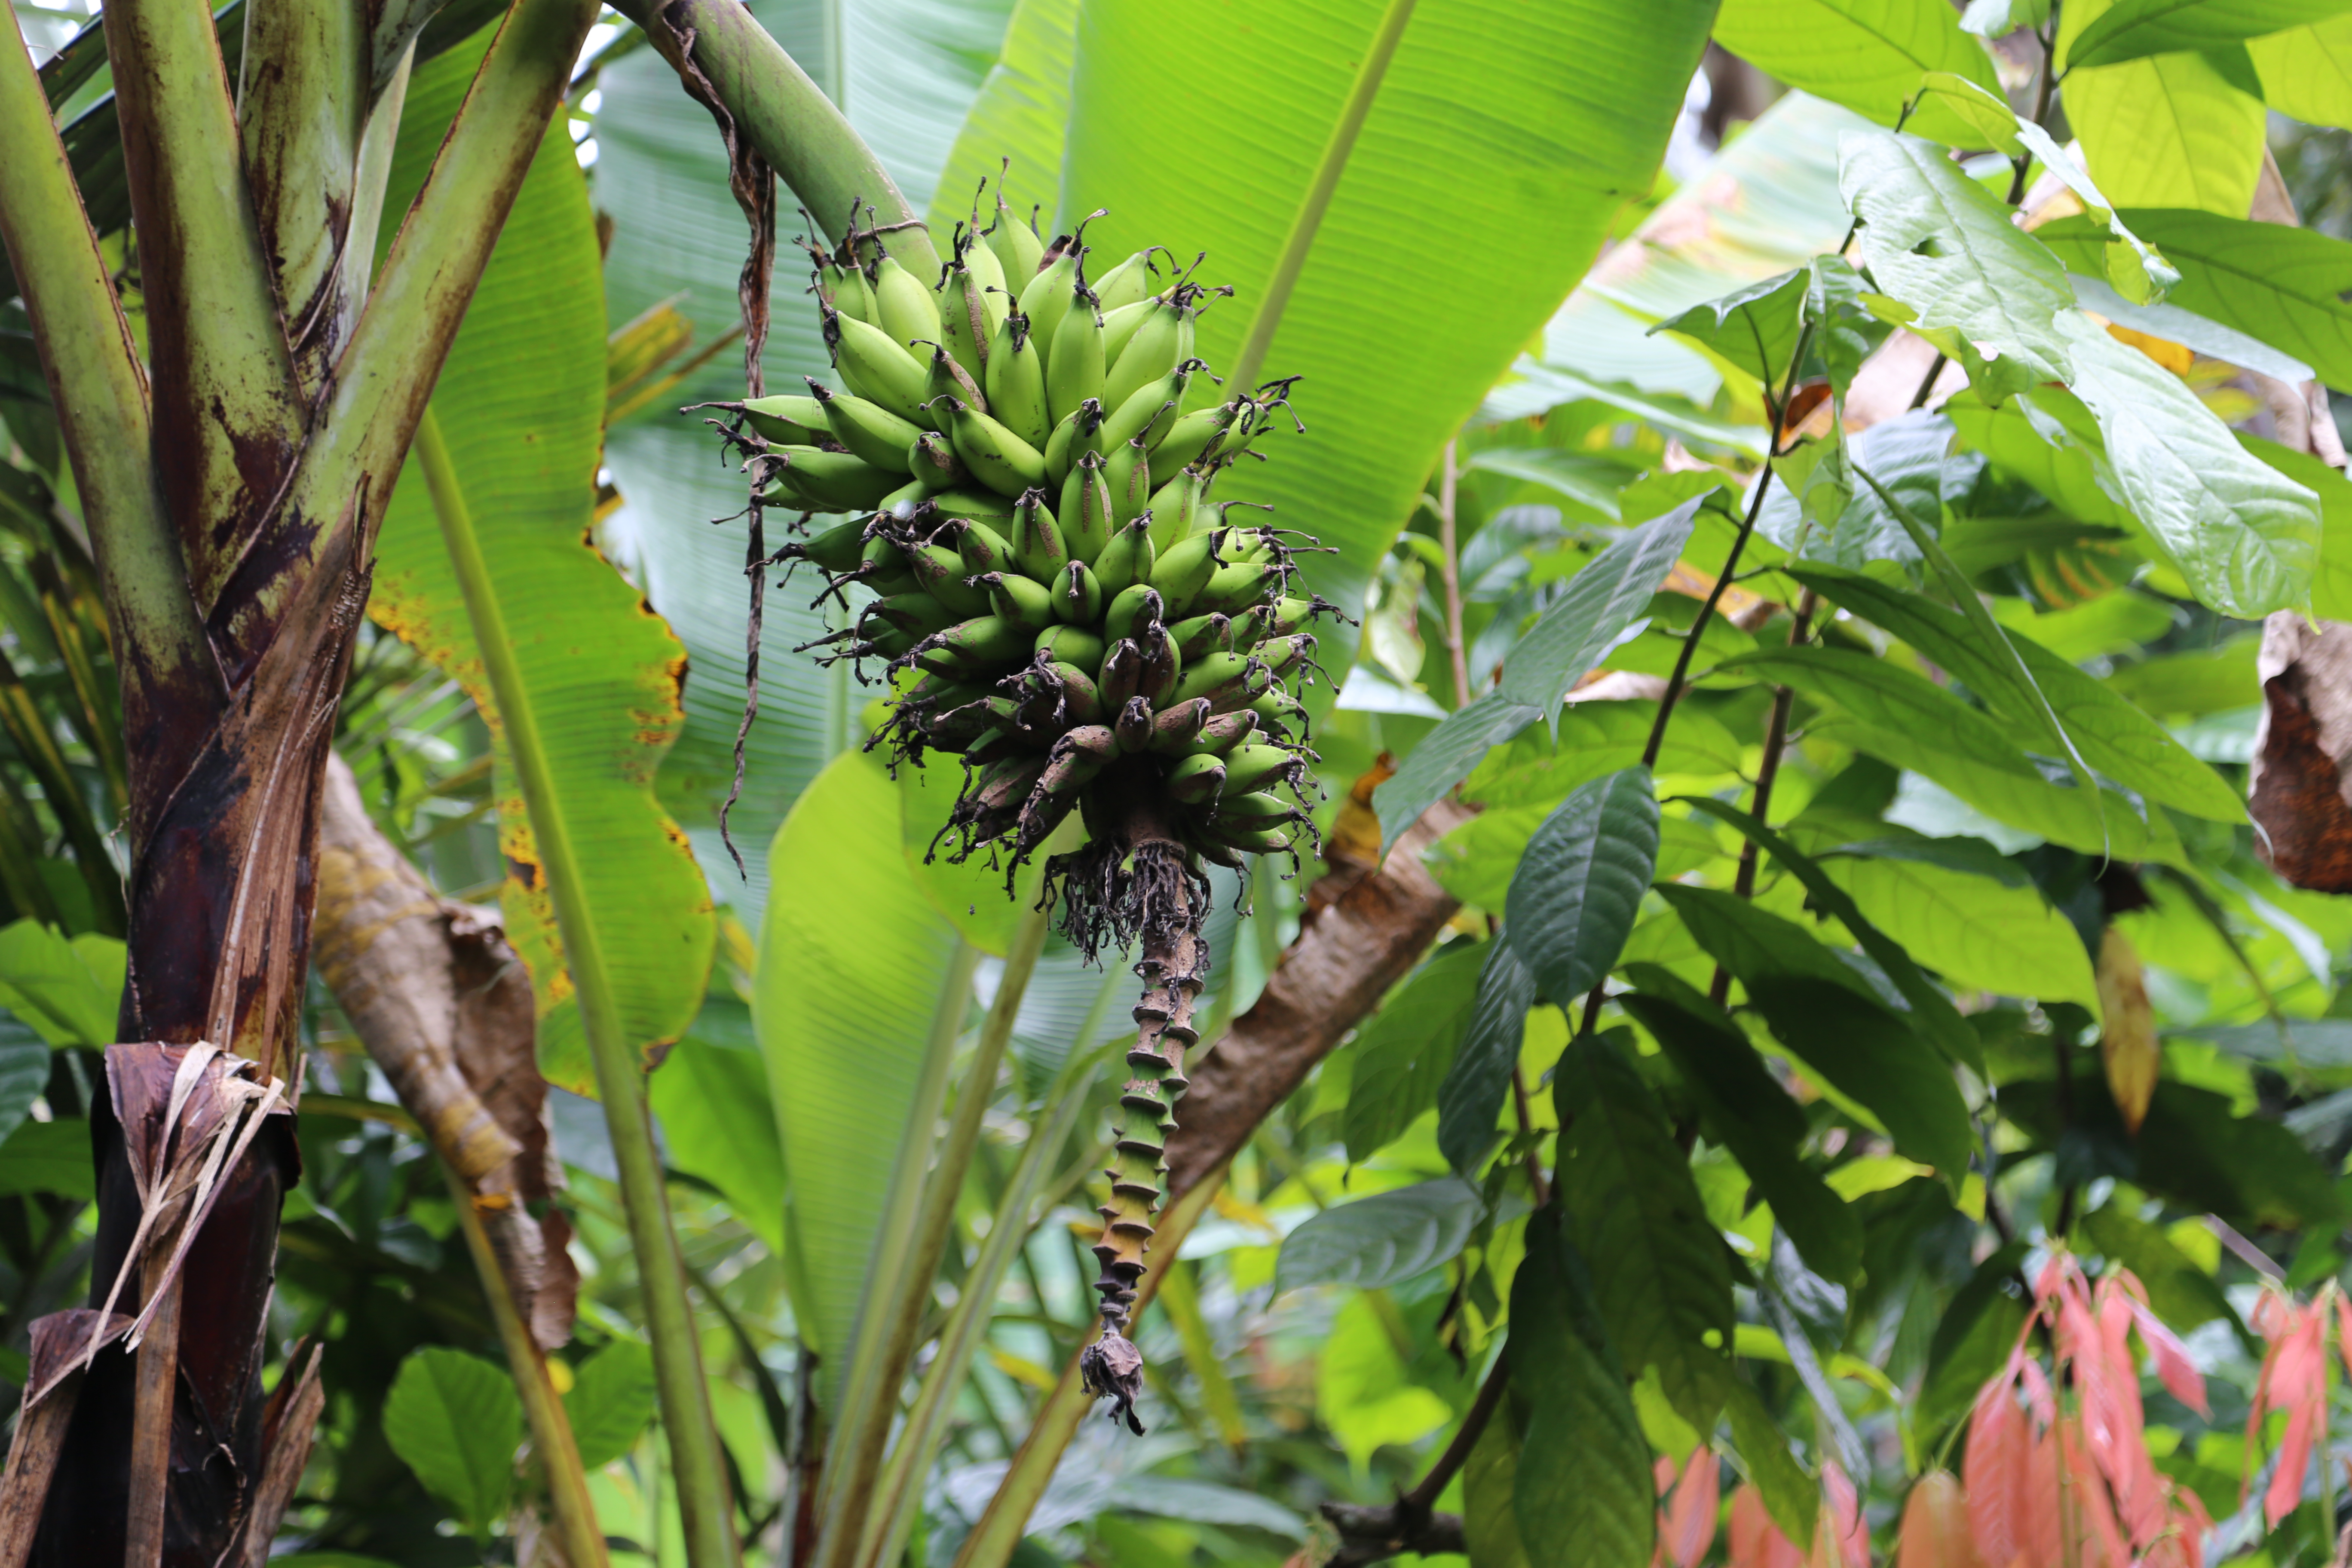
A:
703,172,1345,1432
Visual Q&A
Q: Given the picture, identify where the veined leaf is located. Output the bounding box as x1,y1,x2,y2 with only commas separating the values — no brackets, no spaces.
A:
2248,15,2352,128
1723,647,2040,773
1823,857,2098,1004
1786,564,2246,821
1342,942,1486,1162
1061,0,1718,664
1650,270,1807,389
563,1339,658,1471
2251,437,2352,621
1649,883,1904,1011
2054,310,2318,617
1723,1377,1819,1547
1553,1032,1733,1430
932,0,1078,230
382,1348,524,1535
755,750,971,1396
0,1121,92,1200
648,1021,785,1254
1504,767,1659,1009
1497,495,1708,723
378,38,712,1090
1464,1420,1535,1568
1620,971,1864,1285
2061,21,2267,217
0,917,121,1045
1840,128,2076,395
2066,0,2352,68
1676,797,1982,1070
2000,1078,2340,1228
1756,410,1974,570
1713,0,2003,144
1433,937,1540,1176
1512,1207,1654,1568
1274,1177,1484,1296
1945,391,2132,531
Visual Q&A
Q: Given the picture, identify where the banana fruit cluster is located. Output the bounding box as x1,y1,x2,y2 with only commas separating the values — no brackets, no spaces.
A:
729,198,1336,879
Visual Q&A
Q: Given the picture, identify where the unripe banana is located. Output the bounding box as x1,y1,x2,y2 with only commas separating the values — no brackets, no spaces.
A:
861,592,959,638
1034,729,1116,800
1148,698,1211,752
911,615,1032,677
1220,743,1300,796
1114,695,1155,754
952,517,1020,581
1148,529,1223,616
1092,251,1155,313
1102,584,1163,648
829,311,934,426
983,311,1053,450
815,256,871,323
811,380,921,474
1061,450,1116,564
1098,638,1142,707
980,571,1057,631
1191,559,1281,617
1180,709,1260,756
862,531,920,596
1106,299,1183,414
993,199,1047,281
1136,620,1182,706
1105,437,1152,527
1020,245,1080,357
938,263,992,385
759,447,902,513
1210,790,1295,822
909,429,967,489
1201,823,1291,854
899,539,993,619
1046,281,1108,427
942,398,1049,497
1043,397,1109,487
928,488,1021,531
873,254,943,354
1251,685,1309,737
1168,612,1234,662
1053,560,1104,625
1010,489,1066,582
1101,298,1156,366
1050,661,1106,726
772,517,870,574
1035,622,1105,670
1145,468,1208,551
740,394,829,445
1148,403,1241,485
900,671,986,711
1265,596,1320,637
1259,633,1316,679
964,227,1008,308
1100,362,1197,452
926,694,1015,747
924,343,987,417
1166,753,1227,805
1091,515,1156,600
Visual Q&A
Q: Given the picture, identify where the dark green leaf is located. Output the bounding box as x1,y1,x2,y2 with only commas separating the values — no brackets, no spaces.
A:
1462,1418,1534,1568
2067,0,2352,69
649,1021,786,1254
0,1119,92,1200
1758,411,1973,571
1620,970,1865,1285
1722,1375,1818,1547
1510,1207,1653,1568
2176,1017,2352,1066
2079,1201,2242,1337
1721,646,2040,778
1553,1032,1733,1428
0,918,121,1046
1433,939,1539,1175
1371,692,1545,858
1817,833,2032,887
1747,977,1974,1182
1494,496,1707,723
1678,796,1982,1071
1504,766,1659,1008
1919,1240,2028,1432
1650,270,1808,388
1342,943,1487,1162
562,1339,658,1471
0,1020,49,1150
382,1347,524,1534
1274,1178,1485,1296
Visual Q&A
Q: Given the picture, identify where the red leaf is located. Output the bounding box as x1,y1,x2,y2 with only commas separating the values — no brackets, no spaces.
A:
1822,1461,1869,1568
2059,1414,2130,1568
1896,1472,1982,1568
2126,1290,2209,1418
1966,1371,2034,1568
1732,1483,1805,1568
1659,1447,1721,1568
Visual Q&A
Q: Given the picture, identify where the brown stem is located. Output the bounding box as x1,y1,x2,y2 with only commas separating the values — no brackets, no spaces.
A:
1709,589,1818,1004
1437,438,1471,708
1322,1350,1510,1565
124,1262,181,1566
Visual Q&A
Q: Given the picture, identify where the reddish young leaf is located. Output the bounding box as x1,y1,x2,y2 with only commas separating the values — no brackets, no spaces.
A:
1821,1461,1869,1568
1896,1472,1983,1568
1966,1363,2034,1568
2245,1293,2328,1528
1657,1447,1721,1568
1732,1482,1805,1568
2059,1414,2131,1568
2122,1274,2209,1418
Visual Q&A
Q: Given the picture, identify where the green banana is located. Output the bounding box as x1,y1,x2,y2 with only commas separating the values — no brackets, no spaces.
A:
1148,698,1211,751
964,226,1008,310
1148,403,1241,484
862,592,959,638
1113,695,1154,754
1046,279,1107,426
900,539,993,619
1191,559,1281,617
1011,489,1066,582
1210,791,1295,822
1200,823,1291,854
1052,560,1104,625
1098,638,1142,707
1050,662,1106,726
1265,596,1320,637
925,694,1016,747
908,429,967,489
1060,450,1116,564
1166,753,1227,805
1099,361,1196,451
924,342,987,417
1091,514,1155,600
938,262,991,385
812,381,920,474
1105,297,1182,413
1043,397,1108,487
1034,622,1105,670
952,516,1020,580
1168,611,1234,662
1220,743,1300,795
1179,709,1260,756
1136,621,1182,706
912,615,1033,678
992,199,1046,282
815,255,871,323
739,394,828,445
983,311,1053,450
829,310,934,426
1148,528,1222,615
1019,244,1080,356
872,254,943,354
928,488,1022,531
862,531,920,596
980,571,1057,631
1102,584,1162,647
1101,298,1156,366
943,398,1049,497
1092,250,1156,312
772,516,870,574
1145,468,1208,551
1105,436,1152,527
759,447,902,513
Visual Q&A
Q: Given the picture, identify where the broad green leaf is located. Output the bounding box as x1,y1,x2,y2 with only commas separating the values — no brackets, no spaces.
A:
1920,1242,2031,1430
1504,767,1659,1009
1274,1177,1485,1296
1822,858,2097,1003
1342,942,1485,1161
382,1347,524,1534
0,918,120,1045
2067,0,2352,67
1648,883,1911,1011
2250,437,2352,620
1553,1032,1732,1430
1713,0,2003,143
1061,0,1718,661
1945,391,2132,531
563,1339,658,1470
1757,410,1972,570
1511,1207,1654,1568
648,1021,785,1253
2061,6,2266,217
1722,1376,1819,1546
1650,270,1807,389
1463,1419,1534,1568
378,39,712,1090
0,1016,48,1151
755,750,968,1393
2045,209,2352,393
2079,1202,2239,1334
1723,647,2041,772
1787,564,2246,821
2068,271,2308,377
1433,937,1540,1176
1839,128,2076,393
2054,310,2318,617
0,1119,92,1200
1621,971,1865,1285
2001,1078,2340,1227
2007,122,2179,302
1496,497,1705,726
1369,692,1543,858
845,0,1025,223
1676,797,1982,1070
2248,14,2352,127
1464,701,1746,811
931,0,1076,230
1317,1292,1452,1470
2104,635,2261,717
1912,70,2022,155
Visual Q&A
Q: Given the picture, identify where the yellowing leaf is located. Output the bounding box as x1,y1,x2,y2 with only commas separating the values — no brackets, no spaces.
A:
2098,925,2160,1133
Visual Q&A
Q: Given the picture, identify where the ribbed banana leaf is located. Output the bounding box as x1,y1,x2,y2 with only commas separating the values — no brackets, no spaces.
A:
374,39,714,1089
931,0,1078,230
1049,0,1723,665
593,0,1016,927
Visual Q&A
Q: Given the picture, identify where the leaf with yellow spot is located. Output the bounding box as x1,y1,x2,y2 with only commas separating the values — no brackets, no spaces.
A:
2098,925,2160,1133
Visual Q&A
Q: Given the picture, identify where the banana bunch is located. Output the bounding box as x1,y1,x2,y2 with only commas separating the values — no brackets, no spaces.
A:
725,198,1338,881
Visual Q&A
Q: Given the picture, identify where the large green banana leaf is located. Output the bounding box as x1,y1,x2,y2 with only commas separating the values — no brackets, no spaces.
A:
1042,0,1722,663
593,0,1017,927
931,0,1078,229
374,39,714,1088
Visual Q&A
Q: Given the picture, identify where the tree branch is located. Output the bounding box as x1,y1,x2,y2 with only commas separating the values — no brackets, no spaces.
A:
0,14,222,849
102,0,307,612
